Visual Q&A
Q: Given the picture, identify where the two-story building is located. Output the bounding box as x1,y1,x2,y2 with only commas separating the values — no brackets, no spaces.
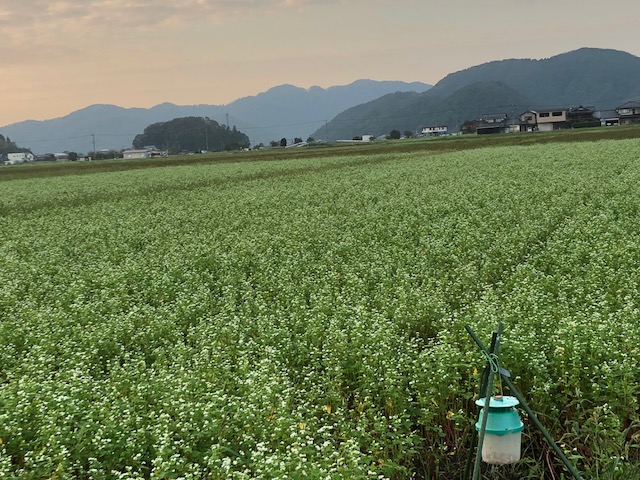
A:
6,152,35,165
533,108,569,131
615,101,640,125
568,105,597,124
477,113,509,135
519,111,537,132
517,108,570,131
421,125,448,137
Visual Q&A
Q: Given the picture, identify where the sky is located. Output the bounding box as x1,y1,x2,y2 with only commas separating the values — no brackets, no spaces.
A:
2,0,640,127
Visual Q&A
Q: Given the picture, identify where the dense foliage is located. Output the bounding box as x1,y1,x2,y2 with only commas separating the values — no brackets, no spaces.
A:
133,117,250,153
0,134,29,156
1,139,639,478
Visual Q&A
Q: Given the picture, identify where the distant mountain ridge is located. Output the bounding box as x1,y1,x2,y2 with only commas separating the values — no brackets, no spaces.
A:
317,82,534,141
313,48,640,140
0,80,431,154
431,48,640,106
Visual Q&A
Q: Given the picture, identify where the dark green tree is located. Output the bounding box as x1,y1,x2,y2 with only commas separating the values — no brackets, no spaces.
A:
0,134,31,156
388,129,401,140
460,120,480,134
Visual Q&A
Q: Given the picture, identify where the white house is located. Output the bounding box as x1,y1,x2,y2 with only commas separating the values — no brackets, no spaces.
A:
6,152,34,165
422,125,448,137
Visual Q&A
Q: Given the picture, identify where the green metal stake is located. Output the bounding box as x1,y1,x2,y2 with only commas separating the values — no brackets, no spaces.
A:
466,325,584,480
471,323,503,480
463,329,498,480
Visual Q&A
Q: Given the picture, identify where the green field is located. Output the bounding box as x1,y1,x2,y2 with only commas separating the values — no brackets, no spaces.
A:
1,136,639,479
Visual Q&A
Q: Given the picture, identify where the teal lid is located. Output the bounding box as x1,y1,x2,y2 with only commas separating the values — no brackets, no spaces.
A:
475,395,520,409
475,396,524,435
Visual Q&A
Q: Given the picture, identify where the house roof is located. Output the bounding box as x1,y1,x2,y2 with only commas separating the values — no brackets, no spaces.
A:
569,105,595,113
595,110,619,119
480,113,507,120
535,107,569,114
616,100,640,109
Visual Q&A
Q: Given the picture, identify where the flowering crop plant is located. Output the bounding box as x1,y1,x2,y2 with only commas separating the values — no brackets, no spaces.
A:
1,139,639,479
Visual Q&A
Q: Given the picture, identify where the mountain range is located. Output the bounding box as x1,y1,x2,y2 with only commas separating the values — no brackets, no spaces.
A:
0,80,431,154
3,47,640,154
313,48,640,140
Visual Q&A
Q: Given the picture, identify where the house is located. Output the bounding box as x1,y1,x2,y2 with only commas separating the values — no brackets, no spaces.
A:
568,105,596,122
568,106,598,128
422,125,448,137
595,110,620,126
615,101,640,125
6,152,34,164
534,108,569,131
477,113,509,135
516,108,570,132
518,111,538,132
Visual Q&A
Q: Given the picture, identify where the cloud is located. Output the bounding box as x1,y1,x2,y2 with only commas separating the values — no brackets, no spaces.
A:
1,0,321,29
2,0,342,58
2,0,339,69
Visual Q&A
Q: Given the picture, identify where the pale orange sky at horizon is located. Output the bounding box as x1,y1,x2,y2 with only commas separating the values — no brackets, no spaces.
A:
2,0,640,127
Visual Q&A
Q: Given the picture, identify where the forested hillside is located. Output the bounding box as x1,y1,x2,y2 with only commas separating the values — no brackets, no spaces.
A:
133,117,250,153
314,82,533,140
314,48,640,140
431,48,640,106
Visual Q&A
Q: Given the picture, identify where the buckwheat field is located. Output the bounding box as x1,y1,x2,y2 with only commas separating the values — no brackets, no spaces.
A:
1,139,639,479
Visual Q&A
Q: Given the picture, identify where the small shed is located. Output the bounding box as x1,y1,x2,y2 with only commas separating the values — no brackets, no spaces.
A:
123,149,152,159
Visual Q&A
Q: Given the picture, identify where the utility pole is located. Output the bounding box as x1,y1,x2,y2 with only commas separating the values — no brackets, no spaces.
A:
226,113,229,128
91,134,96,160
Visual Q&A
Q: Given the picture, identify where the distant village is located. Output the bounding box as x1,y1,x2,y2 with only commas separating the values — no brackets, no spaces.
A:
3,101,640,166
2,146,167,166
420,101,640,138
